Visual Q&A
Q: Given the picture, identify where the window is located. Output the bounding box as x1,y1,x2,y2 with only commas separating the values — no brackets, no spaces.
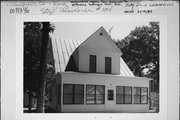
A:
57,84,61,104
134,87,148,104
108,90,114,100
63,84,84,104
89,55,96,73
116,86,132,104
86,85,105,104
105,57,111,74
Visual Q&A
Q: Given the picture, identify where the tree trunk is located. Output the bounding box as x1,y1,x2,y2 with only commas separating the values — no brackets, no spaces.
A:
36,22,50,113
28,91,32,113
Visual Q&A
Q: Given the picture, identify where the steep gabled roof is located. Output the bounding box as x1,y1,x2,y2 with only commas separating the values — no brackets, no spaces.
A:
51,27,134,77
78,26,122,55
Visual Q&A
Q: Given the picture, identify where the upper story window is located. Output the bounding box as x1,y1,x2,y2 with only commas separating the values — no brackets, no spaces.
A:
105,57,111,74
89,55,96,73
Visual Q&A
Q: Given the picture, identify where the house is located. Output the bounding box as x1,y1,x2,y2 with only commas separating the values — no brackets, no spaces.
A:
48,26,151,113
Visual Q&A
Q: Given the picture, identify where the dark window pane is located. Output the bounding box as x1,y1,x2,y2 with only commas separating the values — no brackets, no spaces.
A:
116,94,123,104
86,94,95,104
86,85,95,94
90,55,96,73
105,57,111,74
74,85,84,94
96,94,104,104
134,95,141,104
141,95,148,104
125,87,132,94
64,84,73,94
134,87,141,95
116,86,123,94
64,95,73,104
141,88,148,95
125,95,132,104
96,85,104,94
74,95,84,104
108,90,114,100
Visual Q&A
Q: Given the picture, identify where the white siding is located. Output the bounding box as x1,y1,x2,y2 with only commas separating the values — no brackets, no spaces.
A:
59,72,150,113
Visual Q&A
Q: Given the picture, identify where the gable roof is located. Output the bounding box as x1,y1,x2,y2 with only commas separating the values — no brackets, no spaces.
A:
78,26,122,55
51,27,134,77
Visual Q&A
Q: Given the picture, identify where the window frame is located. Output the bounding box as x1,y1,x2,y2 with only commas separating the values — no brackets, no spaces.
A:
86,84,105,104
116,86,132,104
108,90,114,101
134,87,148,104
63,84,84,104
89,55,97,73
105,57,112,74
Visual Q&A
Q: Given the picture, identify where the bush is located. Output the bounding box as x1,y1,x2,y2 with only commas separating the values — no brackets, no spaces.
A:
149,92,159,112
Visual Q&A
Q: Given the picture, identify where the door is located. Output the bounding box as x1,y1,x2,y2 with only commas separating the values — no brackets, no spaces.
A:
106,89,115,111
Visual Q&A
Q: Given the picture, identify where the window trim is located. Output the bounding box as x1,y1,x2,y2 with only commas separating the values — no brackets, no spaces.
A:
134,87,148,104
86,84,105,105
63,84,84,105
116,86,132,104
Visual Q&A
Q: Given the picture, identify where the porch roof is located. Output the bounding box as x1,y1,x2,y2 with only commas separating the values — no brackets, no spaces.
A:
60,71,151,81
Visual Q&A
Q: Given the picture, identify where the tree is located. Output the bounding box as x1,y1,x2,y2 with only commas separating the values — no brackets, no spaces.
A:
24,22,42,112
24,22,55,113
115,22,159,92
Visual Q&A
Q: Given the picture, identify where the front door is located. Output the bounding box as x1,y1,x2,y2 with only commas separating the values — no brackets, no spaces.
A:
106,89,115,111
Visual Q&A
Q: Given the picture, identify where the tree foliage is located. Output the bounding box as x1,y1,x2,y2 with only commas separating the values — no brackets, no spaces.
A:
24,22,42,93
24,22,55,112
115,22,159,92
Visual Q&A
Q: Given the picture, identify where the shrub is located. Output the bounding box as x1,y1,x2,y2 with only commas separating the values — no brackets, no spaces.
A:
149,92,159,112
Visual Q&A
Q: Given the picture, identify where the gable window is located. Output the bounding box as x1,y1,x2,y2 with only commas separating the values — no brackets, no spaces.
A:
108,90,114,100
86,85,105,104
116,86,132,104
89,55,96,73
134,87,148,104
63,84,84,104
105,57,111,74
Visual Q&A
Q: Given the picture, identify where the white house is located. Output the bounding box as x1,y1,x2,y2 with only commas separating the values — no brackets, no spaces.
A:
48,26,151,113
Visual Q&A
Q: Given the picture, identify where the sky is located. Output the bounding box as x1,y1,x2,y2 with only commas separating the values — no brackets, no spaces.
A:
51,22,150,42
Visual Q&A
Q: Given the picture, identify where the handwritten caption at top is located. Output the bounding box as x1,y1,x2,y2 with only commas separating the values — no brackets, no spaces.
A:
6,1,175,15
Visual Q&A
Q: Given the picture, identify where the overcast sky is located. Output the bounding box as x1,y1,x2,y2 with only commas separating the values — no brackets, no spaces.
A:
51,22,150,41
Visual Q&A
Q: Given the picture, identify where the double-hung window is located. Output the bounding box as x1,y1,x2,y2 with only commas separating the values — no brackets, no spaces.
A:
89,55,96,73
134,87,148,104
105,57,111,74
86,85,105,104
63,84,84,104
116,86,132,104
